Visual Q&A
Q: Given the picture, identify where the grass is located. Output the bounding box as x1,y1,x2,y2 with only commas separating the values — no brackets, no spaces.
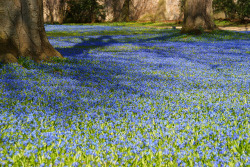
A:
214,19,250,27
46,27,164,37
59,19,249,28
0,24,249,166
62,21,182,27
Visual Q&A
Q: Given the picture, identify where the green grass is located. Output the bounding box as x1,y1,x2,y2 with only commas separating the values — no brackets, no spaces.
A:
62,21,182,27
214,19,250,27
46,27,168,37
59,19,249,28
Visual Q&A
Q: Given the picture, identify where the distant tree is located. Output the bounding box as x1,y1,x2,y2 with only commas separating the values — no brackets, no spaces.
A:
110,0,130,22
0,0,63,64
154,0,167,22
179,0,185,17
65,0,105,23
58,0,67,24
129,0,148,21
213,0,250,22
121,0,130,22
181,0,216,34
44,0,57,24
236,0,250,22
110,0,121,22
213,0,237,19
109,0,149,22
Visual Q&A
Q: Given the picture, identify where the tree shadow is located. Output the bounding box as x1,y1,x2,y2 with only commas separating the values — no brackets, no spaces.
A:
52,35,144,95
46,31,185,100
19,25,247,117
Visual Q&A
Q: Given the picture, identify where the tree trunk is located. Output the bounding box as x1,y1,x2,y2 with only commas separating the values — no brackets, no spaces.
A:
112,0,122,22
121,0,130,22
181,0,216,34
0,0,63,64
58,0,67,24
48,5,54,24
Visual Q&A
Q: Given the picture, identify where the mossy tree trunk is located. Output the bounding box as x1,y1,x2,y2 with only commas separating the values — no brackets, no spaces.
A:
0,0,63,64
181,0,216,34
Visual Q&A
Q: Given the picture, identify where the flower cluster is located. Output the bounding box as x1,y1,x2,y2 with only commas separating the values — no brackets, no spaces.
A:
0,25,249,166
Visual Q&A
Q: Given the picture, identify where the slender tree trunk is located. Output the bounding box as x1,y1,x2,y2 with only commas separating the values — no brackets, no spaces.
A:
58,0,66,24
112,0,121,22
181,0,216,34
48,4,54,24
121,0,130,22
130,0,148,21
0,0,63,64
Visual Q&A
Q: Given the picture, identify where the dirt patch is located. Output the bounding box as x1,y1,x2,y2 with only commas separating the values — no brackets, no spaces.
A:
218,26,249,31
151,26,249,32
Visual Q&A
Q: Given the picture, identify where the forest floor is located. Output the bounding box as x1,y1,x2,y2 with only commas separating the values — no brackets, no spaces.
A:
1,24,249,166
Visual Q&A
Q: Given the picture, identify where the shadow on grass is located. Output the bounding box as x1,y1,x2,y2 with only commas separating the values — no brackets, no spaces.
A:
2,28,248,116
48,28,249,86
41,32,186,98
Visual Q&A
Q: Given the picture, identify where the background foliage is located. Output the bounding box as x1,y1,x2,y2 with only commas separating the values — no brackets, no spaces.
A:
65,0,106,23
59,0,250,23
213,0,250,21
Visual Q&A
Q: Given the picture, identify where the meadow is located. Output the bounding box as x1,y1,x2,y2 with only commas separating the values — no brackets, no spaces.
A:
0,24,249,166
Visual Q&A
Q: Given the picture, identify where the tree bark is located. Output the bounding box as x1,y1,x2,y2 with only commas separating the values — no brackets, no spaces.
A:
112,0,127,22
58,0,67,24
112,0,120,22
0,0,63,64
46,0,55,24
121,0,130,22
181,0,216,34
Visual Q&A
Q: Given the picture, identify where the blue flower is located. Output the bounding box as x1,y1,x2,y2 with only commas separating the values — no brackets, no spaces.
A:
1,24,249,166
72,162,79,167
40,163,45,167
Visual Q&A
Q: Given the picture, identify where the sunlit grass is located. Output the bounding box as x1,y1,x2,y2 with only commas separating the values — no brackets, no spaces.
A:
46,26,167,37
61,20,249,28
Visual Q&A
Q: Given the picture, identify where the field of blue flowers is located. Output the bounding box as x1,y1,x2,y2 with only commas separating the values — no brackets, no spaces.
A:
0,25,249,166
